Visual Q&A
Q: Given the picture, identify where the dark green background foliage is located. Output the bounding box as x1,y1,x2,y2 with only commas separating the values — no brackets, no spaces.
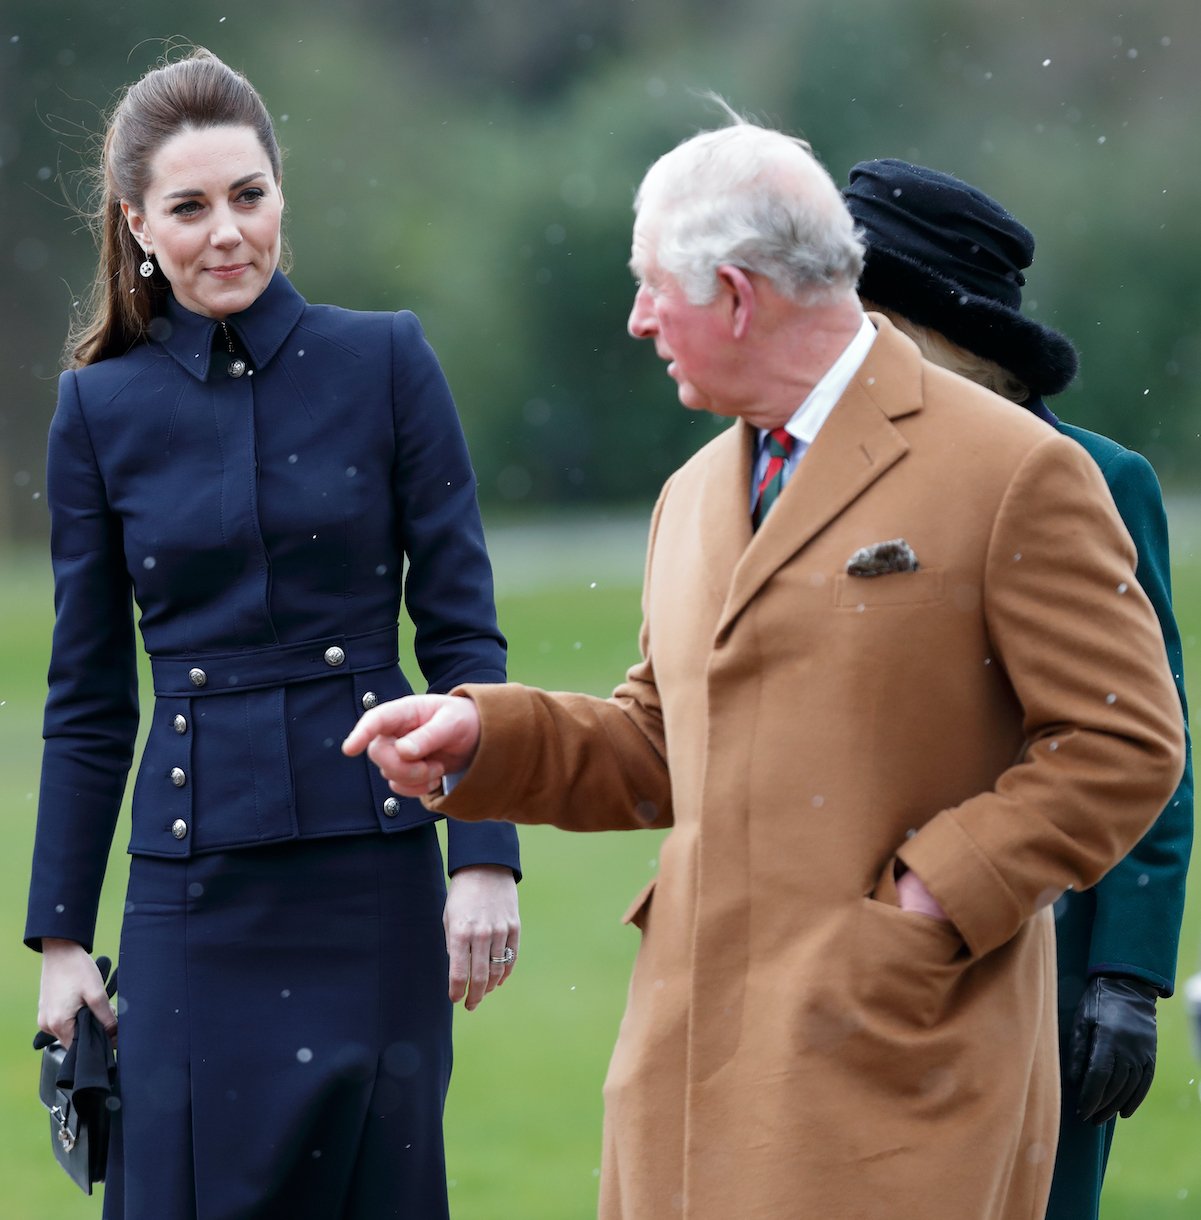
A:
2,0,1200,540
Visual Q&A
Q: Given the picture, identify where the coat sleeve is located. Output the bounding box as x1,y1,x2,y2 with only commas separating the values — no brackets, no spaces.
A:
424,485,675,834
389,312,520,874
1081,445,1193,995
896,432,1185,959
25,370,139,951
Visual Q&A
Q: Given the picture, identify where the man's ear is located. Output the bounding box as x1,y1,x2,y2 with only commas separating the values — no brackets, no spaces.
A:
715,264,756,339
120,200,151,254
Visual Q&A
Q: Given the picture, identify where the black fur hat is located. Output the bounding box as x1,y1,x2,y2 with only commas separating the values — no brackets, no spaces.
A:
844,158,1078,397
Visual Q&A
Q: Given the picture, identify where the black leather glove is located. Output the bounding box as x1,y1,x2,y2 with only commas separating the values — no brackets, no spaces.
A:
1067,974,1158,1125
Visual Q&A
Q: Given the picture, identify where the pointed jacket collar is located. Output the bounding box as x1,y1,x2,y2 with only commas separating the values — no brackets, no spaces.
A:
155,269,307,381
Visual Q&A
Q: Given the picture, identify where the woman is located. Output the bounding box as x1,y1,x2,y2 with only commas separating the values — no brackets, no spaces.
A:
26,48,520,1219
844,157,1193,1220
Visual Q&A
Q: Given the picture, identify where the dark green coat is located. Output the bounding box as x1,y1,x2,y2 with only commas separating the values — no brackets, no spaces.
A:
1047,416,1193,1220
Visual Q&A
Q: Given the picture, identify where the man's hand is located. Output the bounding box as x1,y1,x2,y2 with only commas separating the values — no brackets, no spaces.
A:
342,694,481,796
895,865,949,922
1068,974,1158,1124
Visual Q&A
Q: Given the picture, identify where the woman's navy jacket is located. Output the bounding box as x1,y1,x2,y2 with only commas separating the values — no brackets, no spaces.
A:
26,271,519,950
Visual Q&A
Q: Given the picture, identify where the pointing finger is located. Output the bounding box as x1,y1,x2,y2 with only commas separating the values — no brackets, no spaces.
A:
342,695,439,756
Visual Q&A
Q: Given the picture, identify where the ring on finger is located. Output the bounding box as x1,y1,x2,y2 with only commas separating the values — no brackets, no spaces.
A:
489,946,516,966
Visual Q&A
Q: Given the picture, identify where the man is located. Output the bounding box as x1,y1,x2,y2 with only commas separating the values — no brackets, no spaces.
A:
344,117,1185,1219
842,157,1193,1220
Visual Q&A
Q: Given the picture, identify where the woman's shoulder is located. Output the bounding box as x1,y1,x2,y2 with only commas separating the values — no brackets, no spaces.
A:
299,298,421,336
1055,419,1159,489
295,302,433,369
1054,419,1127,464
65,342,172,407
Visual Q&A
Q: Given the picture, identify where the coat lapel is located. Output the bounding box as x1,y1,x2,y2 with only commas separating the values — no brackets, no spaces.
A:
717,317,923,637
694,422,757,604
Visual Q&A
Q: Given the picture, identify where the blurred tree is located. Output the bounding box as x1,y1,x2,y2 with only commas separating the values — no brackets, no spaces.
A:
1,0,1198,543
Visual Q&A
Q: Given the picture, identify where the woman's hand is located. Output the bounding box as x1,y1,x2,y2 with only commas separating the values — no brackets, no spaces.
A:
37,938,117,1049
443,864,520,1012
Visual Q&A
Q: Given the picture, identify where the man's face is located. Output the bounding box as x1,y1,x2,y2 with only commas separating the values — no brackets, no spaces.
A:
627,213,734,417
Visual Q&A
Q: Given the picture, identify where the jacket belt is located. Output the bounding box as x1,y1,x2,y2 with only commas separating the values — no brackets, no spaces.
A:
150,625,399,697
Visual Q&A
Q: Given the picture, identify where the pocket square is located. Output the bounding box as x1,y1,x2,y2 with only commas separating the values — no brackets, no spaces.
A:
845,538,919,577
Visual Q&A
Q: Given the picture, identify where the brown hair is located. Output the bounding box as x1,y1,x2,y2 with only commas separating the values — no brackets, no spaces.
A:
67,48,284,368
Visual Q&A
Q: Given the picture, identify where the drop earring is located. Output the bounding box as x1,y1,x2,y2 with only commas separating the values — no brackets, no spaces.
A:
139,255,155,278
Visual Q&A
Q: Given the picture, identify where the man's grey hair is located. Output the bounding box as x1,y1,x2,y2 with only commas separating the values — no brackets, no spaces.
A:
634,104,864,306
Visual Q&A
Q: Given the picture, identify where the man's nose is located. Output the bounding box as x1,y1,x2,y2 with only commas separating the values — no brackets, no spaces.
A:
627,285,657,339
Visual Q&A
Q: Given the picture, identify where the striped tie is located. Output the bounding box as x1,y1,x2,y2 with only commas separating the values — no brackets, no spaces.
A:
752,427,795,528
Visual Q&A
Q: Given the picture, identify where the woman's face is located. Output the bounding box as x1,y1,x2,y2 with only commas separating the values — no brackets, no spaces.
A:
122,124,284,319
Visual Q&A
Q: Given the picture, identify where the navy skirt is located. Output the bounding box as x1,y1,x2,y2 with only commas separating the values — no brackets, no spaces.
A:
103,827,452,1220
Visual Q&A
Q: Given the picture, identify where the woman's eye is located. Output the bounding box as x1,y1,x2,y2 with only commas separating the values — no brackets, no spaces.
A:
172,200,202,217
238,187,266,204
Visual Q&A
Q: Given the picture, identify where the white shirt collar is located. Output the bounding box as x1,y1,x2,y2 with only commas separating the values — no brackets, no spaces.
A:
771,313,877,447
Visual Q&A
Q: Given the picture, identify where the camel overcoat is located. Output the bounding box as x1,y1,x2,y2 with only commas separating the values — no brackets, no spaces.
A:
431,317,1184,1220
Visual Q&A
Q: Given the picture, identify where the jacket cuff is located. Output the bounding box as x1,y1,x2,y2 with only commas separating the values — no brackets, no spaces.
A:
896,811,1024,958
423,684,538,825
445,818,521,880
1088,963,1173,999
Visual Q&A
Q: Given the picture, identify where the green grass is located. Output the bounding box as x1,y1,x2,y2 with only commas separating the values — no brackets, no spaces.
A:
2,507,1200,1218
0,537,657,1220
1097,526,1201,1218
438,576,659,1219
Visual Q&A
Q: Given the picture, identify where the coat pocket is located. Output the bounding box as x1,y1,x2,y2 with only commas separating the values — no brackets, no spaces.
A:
131,688,296,855
834,568,945,608
621,879,657,932
853,895,968,1028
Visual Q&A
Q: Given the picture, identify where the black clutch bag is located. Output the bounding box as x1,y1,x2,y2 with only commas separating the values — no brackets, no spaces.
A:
34,955,119,1195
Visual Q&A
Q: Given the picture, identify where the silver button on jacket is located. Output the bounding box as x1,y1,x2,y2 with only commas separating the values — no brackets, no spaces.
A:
324,646,346,667
173,714,188,734
171,819,188,840
382,797,401,818
170,767,187,788
188,667,207,688
361,691,378,710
